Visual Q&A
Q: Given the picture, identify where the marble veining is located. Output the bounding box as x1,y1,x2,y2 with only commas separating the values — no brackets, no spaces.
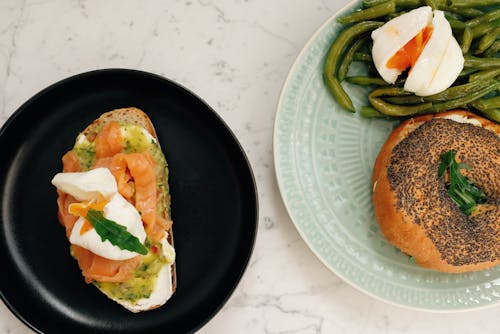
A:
1,1,500,333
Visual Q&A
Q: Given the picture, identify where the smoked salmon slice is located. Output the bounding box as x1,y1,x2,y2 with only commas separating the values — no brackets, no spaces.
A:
94,121,124,159
93,155,135,201
93,151,162,241
59,124,164,283
62,151,81,173
57,191,79,238
72,245,141,283
122,152,162,242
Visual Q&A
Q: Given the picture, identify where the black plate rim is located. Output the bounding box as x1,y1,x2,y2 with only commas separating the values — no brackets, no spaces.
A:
0,68,259,334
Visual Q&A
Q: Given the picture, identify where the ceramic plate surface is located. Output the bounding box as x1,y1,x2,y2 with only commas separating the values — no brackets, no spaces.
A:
274,1,500,311
0,69,257,333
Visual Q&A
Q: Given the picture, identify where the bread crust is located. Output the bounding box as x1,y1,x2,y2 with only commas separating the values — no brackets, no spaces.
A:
83,107,176,309
83,107,157,139
372,111,500,273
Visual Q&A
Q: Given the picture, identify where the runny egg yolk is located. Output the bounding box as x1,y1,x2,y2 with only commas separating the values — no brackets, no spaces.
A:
386,26,433,71
69,200,108,235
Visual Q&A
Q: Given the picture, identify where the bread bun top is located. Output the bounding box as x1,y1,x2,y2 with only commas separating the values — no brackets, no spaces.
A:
372,110,500,273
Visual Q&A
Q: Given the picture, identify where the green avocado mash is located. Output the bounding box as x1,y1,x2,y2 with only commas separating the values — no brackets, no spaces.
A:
93,240,170,302
73,134,96,170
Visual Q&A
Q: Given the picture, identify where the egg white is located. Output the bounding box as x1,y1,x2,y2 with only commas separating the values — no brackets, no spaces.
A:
371,7,464,96
52,168,147,260
404,10,464,96
51,168,117,201
371,6,433,84
69,193,146,260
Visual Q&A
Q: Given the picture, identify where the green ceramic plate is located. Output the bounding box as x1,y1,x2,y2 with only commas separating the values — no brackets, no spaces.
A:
273,0,500,311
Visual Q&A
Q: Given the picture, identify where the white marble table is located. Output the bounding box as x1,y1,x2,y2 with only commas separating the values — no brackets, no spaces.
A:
1,1,499,333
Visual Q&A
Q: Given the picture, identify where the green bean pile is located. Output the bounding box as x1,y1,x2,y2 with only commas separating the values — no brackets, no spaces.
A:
323,0,500,122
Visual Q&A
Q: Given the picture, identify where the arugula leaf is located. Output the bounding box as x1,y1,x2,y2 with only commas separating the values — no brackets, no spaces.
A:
438,150,487,215
86,209,148,255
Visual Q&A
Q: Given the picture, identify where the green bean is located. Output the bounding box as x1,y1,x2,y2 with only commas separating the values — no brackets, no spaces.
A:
450,0,500,7
323,77,354,113
477,108,500,122
370,99,432,116
369,87,432,116
326,0,499,121
353,52,373,62
484,40,500,57
362,0,386,7
360,106,391,118
346,76,389,86
469,68,500,82
430,81,499,112
464,55,500,69
471,19,500,38
431,0,449,8
385,95,426,104
445,7,484,18
425,79,498,102
459,68,478,78
461,27,473,54
475,27,500,54
387,79,497,104
470,96,500,122
338,36,369,81
386,10,409,19
362,0,387,7
399,0,450,8
371,87,414,97
458,9,485,18
471,96,500,110
324,21,384,112
338,0,396,24
465,7,500,27
363,0,421,8
425,0,438,9
447,16,466,30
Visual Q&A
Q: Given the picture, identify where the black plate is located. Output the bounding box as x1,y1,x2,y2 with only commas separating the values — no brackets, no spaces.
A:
0,69,257,334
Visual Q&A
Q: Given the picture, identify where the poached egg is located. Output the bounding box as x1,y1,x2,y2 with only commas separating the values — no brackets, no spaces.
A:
371,6,464,96
52,168,147,260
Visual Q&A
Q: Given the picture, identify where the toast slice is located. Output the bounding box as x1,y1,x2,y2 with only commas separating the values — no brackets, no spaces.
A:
53,107,176,312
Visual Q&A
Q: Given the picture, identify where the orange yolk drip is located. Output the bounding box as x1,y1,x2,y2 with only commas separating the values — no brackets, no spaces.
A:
386,26,433,71
68,200,108,235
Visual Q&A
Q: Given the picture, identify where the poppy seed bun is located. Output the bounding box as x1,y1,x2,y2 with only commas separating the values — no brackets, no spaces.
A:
372,110,500,273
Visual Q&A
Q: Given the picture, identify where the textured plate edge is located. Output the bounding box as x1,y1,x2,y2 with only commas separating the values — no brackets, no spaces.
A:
272,1,500,313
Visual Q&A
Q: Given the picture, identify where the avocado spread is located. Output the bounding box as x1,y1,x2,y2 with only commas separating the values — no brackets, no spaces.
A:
93,240,169,301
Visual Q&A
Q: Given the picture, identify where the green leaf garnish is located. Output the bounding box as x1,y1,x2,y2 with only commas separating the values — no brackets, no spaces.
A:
438,150,487,215
86,209,148,255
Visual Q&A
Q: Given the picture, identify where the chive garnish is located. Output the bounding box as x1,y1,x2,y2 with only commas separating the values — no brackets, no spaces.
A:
438,150,487,215
86,209,148,255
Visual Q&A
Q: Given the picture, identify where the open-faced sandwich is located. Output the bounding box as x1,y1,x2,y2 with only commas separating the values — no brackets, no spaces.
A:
51,107,176,312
